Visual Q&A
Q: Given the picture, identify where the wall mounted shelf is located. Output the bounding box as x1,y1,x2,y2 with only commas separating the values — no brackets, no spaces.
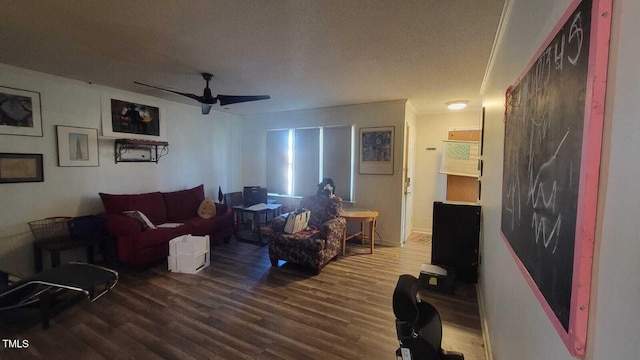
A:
114,139,169,164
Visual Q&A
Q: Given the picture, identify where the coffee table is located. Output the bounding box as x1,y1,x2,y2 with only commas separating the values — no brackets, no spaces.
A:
340,209,379,255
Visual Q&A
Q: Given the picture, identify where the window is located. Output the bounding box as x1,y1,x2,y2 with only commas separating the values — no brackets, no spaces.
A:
266,126,353,201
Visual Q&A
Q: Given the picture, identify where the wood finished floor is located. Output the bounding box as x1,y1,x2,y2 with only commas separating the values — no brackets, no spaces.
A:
0,233,485,360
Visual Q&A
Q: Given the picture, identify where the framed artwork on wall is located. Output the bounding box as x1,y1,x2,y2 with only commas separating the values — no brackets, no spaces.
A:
0,86,43,137
359,126,394,175
101,92,166,141
0,153,44,183
56,126,99,167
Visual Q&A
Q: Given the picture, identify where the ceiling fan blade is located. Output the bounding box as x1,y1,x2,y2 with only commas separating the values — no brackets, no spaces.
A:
134,81,204,103
201,103,213,115
216,95,271,106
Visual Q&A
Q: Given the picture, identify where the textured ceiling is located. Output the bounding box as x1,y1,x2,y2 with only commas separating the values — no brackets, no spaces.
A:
0,1,505,115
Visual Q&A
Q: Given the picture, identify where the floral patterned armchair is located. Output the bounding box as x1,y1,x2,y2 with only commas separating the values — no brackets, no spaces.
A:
263,195,346,274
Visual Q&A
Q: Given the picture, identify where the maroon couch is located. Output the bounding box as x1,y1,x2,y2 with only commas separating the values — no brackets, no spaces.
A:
99,184,233,267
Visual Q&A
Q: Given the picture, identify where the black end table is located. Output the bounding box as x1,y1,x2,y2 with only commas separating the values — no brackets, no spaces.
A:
231,204,282,244
33,235,114,273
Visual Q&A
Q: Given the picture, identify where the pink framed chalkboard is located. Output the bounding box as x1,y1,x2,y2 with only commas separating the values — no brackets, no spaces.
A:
500,0,611,357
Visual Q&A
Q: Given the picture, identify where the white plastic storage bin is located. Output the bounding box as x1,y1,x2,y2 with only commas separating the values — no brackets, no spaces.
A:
168,234,210,274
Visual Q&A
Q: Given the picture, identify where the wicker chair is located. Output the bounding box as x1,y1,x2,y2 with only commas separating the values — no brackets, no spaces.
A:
263,195,345,274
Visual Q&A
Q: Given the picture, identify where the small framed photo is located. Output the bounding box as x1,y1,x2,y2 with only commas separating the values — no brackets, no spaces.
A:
101,91,166,141
0,86,43,137
0,153,44,183
359,126,394,175
56,126,99,167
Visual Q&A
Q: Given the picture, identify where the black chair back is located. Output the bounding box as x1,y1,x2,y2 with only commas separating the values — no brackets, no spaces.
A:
392,274,463,360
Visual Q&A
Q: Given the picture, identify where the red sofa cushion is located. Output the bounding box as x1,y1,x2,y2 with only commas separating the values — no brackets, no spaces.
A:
186,215,229,236
136,224,192,248
99,192,168,225
162,184,205,221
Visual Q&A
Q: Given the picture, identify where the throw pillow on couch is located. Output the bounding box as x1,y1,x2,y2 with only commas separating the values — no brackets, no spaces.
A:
197,197,217,219
122,210,156,230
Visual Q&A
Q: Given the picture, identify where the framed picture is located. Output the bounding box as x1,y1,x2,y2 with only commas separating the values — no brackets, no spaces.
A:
0,153,44,183
101,92,166,141
56,126,99,167
359,126,394,175
0,86,43,137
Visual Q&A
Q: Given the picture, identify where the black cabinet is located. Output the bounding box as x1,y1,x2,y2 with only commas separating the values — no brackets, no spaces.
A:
431,201,480,283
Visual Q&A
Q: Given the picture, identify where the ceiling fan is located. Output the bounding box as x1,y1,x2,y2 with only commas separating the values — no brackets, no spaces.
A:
134,73,270,114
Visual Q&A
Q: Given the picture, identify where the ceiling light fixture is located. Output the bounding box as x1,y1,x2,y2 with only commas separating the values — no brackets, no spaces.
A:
446,100,469,110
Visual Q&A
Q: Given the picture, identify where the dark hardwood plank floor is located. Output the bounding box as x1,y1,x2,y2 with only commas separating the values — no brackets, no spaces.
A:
0,233,485,359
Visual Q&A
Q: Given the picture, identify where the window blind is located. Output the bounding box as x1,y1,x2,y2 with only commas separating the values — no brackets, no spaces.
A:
323,126,352,201
293,128,320,196
265,125,353,200
266,129,289,195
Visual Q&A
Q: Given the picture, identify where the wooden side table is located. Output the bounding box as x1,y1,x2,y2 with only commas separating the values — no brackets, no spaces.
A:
339,210,379,255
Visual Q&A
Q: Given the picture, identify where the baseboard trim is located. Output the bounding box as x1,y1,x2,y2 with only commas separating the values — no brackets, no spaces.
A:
412,228,432,235
476,283,493,360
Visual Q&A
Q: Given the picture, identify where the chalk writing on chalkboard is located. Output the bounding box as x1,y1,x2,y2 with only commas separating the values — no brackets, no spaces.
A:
501,0,591,331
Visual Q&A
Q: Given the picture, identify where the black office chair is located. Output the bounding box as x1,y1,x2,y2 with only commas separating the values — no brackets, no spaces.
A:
393,274,464,360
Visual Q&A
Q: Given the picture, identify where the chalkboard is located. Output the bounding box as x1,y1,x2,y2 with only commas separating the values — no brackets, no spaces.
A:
500,0,611,356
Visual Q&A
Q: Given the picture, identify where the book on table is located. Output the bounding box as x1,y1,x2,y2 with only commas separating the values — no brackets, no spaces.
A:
246,203,269,211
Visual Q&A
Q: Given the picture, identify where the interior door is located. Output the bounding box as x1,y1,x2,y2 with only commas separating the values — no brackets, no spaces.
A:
402,124,415,244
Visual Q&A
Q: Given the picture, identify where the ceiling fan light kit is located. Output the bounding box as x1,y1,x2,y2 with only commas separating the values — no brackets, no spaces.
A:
134,72,270,115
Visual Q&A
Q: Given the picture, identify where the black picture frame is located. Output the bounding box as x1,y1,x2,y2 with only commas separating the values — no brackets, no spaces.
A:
0,86,43,137
0,153,44,183
359,126,394,175
101,91,166,141
56,125,99,167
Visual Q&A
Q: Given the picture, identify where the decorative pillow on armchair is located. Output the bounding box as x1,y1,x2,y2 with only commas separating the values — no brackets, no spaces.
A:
123,210,156,230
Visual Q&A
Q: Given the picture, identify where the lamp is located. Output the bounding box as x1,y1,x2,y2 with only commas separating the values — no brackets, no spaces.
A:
445,100,469,110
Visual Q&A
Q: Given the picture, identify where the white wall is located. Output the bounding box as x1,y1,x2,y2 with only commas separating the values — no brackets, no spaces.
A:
0,64,242,276
480,0,640,359
412,111,480,233
587,0,640,357
240,100,407,246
